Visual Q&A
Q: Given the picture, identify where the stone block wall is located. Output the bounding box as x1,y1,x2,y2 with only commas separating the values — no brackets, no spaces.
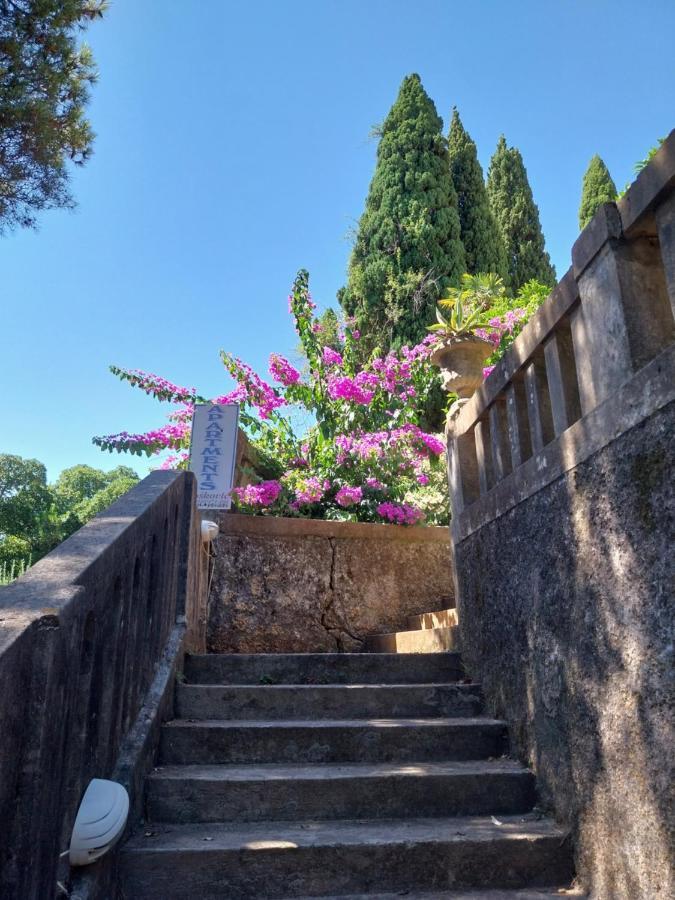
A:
446,131,675,897
454,403,674,898
208,514,454,652
0,471,204,900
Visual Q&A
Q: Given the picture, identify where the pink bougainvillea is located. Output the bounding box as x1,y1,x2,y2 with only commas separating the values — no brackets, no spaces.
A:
335,485,363,507
232,480,282,507
293,476,328,505
269,354,301,386
377,502,424,525
322,346,343,367
326,375,374,406
95,269,449,525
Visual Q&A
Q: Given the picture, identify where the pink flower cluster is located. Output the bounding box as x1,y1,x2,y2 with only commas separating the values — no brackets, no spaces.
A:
168,404,195,423
214,384,248,405
335,425,444,464
327,375,375,406
222,353,287,419
159,452,189,470
335,485,363,507
233,480,282,507
400,335,437,360
114,367,197,404
371,353,413,393
294,476,329,505
377,502,424,525
475,309,528,381
365,477,385,490
322,346,343,367
475,309,528,349
99,421,190,451
269,354,301,386
326,336,434,404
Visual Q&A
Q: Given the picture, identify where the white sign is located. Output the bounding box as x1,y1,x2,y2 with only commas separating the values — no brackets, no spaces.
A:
189,403,239,509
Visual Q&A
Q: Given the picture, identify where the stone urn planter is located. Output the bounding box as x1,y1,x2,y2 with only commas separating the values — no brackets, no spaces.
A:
430,334,493,398
430,335,493,427
207,513,454,653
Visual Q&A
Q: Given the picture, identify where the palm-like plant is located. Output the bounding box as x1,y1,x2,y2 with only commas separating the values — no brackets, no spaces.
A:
429,273,505,339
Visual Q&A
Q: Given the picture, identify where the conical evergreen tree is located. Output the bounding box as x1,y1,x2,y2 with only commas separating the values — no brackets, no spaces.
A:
578,154,617,229
487,136,556,292
339,74,465,351
448,108,507,279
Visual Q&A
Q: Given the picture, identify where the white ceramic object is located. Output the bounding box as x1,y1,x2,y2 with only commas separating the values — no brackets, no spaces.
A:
201,519,219,543
69,779,129,866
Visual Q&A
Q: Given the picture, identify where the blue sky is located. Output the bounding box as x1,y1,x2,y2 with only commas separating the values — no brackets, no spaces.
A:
2,0,673,480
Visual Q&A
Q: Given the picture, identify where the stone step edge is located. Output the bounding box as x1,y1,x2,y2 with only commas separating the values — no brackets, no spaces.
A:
176,681,480,691
406,608,459,630
365,626,459,653
295,890,585,899
148,758,530,782
162,716,505,730
186,652,464,660
296,890,585,900
122,813,569,853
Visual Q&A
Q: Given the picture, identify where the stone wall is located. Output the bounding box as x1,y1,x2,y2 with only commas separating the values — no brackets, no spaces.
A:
208,514,454,652
0,471,204,900
454,403,674,899
445,132,675,897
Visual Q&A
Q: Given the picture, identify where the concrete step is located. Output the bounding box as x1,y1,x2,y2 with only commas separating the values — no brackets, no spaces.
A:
184,652,464,685
407,607,459,630
366,626,459,653
120,814,574,899
175,682,483,720
297,891,585,899
147,759,535,823
159,717,507,765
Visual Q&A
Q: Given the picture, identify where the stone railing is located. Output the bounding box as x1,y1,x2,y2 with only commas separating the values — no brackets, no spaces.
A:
447,129,675,541
0,471,205,900
447,132,675,897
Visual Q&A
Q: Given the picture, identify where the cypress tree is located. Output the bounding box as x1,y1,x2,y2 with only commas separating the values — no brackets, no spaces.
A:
578,154,617,229
339,74,465,351
487,136,556,292
448,108,507,279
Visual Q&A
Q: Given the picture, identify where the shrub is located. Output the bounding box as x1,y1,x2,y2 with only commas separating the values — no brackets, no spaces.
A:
94,270,450,526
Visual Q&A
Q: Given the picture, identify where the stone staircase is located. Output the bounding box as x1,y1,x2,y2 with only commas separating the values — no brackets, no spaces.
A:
365,606,460,653
119,636,576,898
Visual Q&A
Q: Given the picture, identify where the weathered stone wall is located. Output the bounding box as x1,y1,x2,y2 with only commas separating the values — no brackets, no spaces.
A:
0,471,204,900
208,514,453,652
444,132,675,898
454,403,674,898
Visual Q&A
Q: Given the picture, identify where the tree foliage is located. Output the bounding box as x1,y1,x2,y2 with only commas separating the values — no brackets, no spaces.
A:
74,475,138,520
314,308,342,352
0,454,139,577
487,136,556,293
0,454,51,542
0,0,106,232
578,155,617,229
339,74,465,352
447,108,506,279
53,463,135,507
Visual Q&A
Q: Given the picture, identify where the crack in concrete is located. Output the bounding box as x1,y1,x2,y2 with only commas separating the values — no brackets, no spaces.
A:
328,536,336,593
320,537,364,652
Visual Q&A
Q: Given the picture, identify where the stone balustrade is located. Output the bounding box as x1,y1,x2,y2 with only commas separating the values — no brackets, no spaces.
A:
448,130,675,898
447,129,675,541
